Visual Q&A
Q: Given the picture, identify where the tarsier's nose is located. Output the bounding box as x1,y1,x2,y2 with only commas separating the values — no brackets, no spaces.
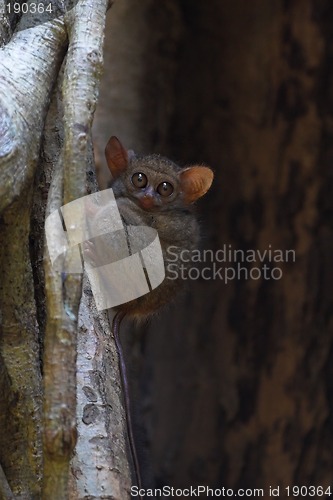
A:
138,186,156,209
140,195,155,209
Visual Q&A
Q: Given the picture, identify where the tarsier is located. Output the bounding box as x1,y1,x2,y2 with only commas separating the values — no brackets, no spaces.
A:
89,136,213,489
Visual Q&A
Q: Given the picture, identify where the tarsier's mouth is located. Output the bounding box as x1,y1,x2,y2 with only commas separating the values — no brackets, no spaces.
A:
139,197,155,210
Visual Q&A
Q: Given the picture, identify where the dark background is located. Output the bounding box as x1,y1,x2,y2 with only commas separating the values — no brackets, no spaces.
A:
93,0,333,492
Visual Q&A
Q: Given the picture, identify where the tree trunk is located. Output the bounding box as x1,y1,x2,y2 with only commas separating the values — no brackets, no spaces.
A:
0,1,131,498
1,0,333,497
94,0,333,493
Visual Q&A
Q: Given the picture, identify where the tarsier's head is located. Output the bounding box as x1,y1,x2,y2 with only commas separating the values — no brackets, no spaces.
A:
105,136,214,212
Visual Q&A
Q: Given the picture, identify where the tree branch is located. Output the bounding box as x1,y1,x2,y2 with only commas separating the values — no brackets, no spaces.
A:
0,14,67,214
70,287,132,499
42,0,113,498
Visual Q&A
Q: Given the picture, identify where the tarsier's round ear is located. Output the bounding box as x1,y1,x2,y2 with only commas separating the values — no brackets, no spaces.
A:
105,136,129,177
179,165,214,203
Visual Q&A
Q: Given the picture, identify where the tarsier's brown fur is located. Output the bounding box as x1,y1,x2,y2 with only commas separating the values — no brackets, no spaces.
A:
105,136,214,318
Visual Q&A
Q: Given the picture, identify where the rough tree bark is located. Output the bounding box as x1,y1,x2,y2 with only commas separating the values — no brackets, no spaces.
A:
94,0,333,493
2,0,333,497
0,1,131,499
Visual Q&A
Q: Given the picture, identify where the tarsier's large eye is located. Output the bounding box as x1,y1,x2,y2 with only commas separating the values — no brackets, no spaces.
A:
157,181,174,197
132,172,148,188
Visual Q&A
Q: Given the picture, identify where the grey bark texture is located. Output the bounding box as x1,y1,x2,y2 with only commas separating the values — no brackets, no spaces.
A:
0,1,131,499
1,0,333,497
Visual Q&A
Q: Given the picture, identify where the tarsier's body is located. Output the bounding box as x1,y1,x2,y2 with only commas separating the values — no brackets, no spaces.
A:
94,137,213,490
104,137,214,318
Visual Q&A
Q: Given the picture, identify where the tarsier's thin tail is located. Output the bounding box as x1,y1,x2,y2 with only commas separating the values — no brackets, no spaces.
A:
112,311,143,496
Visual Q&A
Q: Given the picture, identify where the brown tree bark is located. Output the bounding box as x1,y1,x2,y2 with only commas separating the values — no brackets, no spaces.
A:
94,0,333,493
